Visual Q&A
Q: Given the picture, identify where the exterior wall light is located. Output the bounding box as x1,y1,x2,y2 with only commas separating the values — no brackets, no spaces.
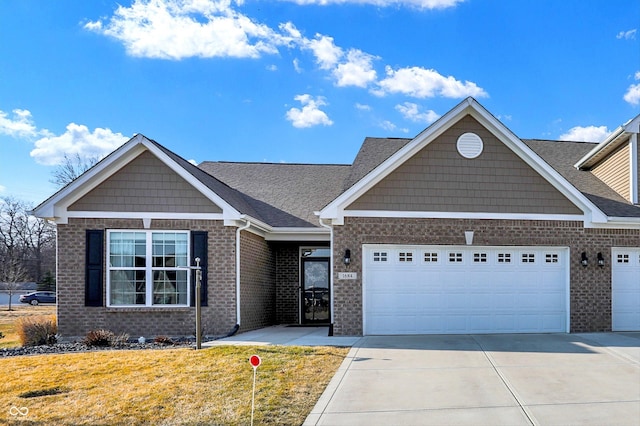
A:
343,249,351,265
597,252,605,267
581,252,588,267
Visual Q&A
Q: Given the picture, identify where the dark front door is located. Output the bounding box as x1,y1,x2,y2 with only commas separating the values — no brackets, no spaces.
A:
302,258,330,323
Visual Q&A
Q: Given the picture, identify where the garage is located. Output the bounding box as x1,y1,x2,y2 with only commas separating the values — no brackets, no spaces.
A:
611,248,640,331
363,245,569,335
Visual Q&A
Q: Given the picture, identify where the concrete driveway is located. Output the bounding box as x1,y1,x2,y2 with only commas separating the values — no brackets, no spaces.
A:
305,332,640,426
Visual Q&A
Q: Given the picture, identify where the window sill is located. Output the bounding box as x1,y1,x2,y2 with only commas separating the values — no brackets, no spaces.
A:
105,307,192,313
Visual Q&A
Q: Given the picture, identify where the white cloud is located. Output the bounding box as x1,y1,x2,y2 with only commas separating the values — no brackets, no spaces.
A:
285,94,333,128
623,71,640,106
616,29,637,40
355,103,371,111
379,120,397,131
30,124,129,166
559,125,610,143
0,184,5,194
378,120,409,133
266,64,278,71
84,0,294,60
332,49,378,87
304,34,343,69
293,58,302,73
0,109,39,139
374,66,488,98
279,0,463,9
395,102,440,124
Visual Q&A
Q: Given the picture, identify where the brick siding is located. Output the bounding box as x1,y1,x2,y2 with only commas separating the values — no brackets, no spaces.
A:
239,231,276,331
332,217,640,335
57,218,237,339
273,243,301,324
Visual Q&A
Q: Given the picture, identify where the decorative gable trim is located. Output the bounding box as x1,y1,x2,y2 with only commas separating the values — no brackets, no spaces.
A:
32,134,242,224
319,97,607,226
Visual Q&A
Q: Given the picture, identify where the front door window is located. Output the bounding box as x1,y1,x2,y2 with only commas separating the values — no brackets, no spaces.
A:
302,258,330,323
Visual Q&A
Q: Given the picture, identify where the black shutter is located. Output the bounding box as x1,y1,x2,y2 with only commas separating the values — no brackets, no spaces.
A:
85,230,104,307
190,231,208,306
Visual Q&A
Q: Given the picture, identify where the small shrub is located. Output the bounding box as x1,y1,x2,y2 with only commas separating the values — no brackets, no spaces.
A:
16,315,57,347
84,329,115,347
112,332,130,347
154,335,174,345
0,331,4,340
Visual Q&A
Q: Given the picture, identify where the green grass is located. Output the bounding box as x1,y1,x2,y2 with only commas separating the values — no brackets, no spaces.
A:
1,344,348,425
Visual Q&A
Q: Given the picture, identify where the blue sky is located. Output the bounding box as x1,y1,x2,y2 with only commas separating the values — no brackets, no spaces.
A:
1,0,639,205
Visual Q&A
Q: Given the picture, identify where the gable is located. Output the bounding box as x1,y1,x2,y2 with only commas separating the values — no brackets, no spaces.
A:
69,150,223,214
591,142,631,202
346,115,582,215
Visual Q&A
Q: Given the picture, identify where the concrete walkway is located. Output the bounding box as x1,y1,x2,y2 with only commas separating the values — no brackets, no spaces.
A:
203,325,362,347
305,332,640,426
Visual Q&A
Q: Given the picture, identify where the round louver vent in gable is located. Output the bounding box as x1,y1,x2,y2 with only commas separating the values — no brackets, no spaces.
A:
456,132,483,159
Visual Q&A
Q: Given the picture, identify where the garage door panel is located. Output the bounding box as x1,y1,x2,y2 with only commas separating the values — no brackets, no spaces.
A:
364,245,568,335
612,249,640,331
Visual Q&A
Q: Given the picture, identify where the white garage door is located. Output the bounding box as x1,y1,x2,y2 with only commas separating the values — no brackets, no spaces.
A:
363,245,568,335
612,249,640,331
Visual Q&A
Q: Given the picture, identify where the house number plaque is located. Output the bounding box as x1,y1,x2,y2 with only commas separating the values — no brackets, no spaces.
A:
338,272,358,280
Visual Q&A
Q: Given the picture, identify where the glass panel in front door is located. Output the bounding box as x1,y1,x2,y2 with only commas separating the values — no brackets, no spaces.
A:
303,259,330,323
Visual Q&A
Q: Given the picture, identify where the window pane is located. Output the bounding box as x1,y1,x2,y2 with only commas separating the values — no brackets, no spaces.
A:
153,270,187,305
152,232,188,268
110,232,146,268
110,270,146,305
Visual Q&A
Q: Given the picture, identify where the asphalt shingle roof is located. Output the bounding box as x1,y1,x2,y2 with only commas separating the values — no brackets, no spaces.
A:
198,161,351,227
155,134,640,227
524,139,640,218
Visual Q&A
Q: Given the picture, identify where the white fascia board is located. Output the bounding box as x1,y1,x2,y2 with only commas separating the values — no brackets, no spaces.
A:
588,216,640,229
344,210,587,222
265,228,330,241
56,211,225,225
226,214,329,241
573,115,639,170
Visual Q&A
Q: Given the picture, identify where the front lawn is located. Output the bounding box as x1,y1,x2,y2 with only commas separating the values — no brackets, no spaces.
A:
1,344,348,425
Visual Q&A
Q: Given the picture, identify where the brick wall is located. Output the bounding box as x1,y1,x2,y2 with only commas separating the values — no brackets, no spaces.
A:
56,218,237,339
239,231,276,331
332,217,640,335
273,243,300,324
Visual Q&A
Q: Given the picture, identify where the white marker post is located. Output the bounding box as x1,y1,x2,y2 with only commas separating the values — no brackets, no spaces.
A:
249,355,261,426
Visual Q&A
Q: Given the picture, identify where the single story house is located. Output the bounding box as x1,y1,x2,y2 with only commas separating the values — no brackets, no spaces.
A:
34,98,640,338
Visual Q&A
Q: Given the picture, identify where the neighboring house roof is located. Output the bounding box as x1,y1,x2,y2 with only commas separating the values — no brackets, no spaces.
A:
198,161,351,227
524,139,640,218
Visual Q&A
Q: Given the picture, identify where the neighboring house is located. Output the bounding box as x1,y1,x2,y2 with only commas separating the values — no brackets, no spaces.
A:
34,98,640,338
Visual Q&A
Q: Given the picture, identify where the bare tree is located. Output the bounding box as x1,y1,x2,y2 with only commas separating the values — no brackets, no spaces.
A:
0,258,29,311
0,197,56,308
49,153,99,188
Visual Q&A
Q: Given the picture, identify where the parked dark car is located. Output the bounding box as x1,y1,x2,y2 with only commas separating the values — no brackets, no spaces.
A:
19,291,56,305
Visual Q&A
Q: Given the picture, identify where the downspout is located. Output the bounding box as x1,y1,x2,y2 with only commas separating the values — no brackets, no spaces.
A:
630,133,638,204
235,217,251,331
318,218,334,336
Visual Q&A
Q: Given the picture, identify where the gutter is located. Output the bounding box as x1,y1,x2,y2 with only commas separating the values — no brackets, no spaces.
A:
235,216,251,327
318,217,335,336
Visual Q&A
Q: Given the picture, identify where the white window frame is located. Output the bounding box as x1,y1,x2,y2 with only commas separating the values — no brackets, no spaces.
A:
107,230,191,308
